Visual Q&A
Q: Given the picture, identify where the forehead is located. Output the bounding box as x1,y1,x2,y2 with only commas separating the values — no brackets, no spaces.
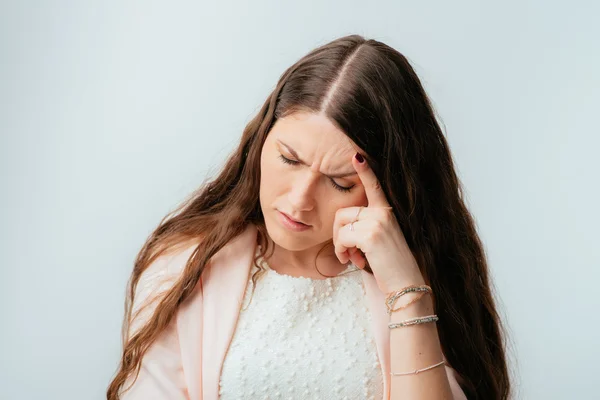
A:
271,112,356,152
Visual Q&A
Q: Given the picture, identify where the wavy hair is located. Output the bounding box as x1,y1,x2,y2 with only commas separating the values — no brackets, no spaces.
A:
107,34,512,399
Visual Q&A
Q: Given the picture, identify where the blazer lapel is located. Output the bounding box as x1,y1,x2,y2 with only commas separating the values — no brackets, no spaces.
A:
176,244,205,400
361,270,391,400
200,224,258,400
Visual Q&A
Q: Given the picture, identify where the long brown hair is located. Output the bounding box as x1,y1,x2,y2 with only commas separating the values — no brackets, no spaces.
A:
107,34,512,399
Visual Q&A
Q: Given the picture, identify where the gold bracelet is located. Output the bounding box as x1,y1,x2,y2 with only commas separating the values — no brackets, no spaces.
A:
385,284,432,315
390,360,445,376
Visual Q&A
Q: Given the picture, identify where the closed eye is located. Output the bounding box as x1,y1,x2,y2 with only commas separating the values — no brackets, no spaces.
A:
278,154,353,193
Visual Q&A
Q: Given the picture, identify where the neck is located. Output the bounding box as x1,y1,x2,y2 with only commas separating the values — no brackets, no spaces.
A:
259,234,350,278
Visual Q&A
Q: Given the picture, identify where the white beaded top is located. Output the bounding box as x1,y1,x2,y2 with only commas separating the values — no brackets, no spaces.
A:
218,245,384,399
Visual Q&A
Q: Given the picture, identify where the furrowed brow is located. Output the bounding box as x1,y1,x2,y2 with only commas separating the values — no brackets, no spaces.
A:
278,140,357,179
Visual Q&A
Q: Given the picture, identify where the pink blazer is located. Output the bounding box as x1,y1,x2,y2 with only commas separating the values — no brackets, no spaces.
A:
122,224,467,400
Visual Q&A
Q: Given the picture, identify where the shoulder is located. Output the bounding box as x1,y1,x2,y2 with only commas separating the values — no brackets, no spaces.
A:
145,241,199,279
136,241,200,295
128,241,200,337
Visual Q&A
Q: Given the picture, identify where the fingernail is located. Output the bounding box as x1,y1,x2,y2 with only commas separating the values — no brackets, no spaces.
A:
355,153,364,163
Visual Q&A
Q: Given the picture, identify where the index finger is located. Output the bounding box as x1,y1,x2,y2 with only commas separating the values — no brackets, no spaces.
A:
352,152,389,208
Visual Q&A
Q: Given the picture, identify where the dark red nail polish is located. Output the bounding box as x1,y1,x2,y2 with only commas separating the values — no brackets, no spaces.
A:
355,153,364,163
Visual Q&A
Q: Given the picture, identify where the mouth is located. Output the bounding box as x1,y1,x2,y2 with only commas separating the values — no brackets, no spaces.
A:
280,211,309,225
278,210,310,231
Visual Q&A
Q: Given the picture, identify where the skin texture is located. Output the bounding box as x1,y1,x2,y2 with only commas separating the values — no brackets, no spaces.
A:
258,111,368,279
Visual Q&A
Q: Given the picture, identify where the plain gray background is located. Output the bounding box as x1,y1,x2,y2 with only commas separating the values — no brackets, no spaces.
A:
1,1,598,399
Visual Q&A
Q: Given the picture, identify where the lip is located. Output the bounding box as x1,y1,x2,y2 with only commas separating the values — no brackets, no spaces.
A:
278,211,311,231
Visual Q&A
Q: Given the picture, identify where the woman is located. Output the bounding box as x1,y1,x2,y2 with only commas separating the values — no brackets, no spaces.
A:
107,34,511,399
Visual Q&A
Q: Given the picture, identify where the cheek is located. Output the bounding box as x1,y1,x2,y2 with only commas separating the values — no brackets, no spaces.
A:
323,199,348,223
259,154,272,201
261,157,283,187
323,192,367,223
354,189,368,207
260,155,287,200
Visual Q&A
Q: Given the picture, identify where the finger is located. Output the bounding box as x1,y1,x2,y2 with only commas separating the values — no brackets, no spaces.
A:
348,247,367,269
352,152,390,208
333,206,367,247
340,247,360,267
334,219,366,264
334,222,353,263
333,206,394,247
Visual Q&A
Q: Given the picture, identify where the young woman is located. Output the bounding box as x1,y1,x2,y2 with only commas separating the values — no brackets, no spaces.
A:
107,34,511,400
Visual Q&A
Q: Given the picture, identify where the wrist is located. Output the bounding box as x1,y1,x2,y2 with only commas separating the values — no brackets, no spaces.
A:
382,278,426,294
389,292,435,321
382,266,426,294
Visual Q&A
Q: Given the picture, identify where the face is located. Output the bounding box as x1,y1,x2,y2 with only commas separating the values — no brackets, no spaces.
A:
259,111,368,254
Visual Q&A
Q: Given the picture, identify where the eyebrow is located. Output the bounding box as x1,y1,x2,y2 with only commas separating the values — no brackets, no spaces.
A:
277,140,358,179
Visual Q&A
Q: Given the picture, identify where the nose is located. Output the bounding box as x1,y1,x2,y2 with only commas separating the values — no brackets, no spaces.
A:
287,171,318,211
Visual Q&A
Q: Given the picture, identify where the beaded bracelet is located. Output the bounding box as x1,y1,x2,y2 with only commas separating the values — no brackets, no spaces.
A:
388,314,439,329
385,284,432,315
390,360,446,376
